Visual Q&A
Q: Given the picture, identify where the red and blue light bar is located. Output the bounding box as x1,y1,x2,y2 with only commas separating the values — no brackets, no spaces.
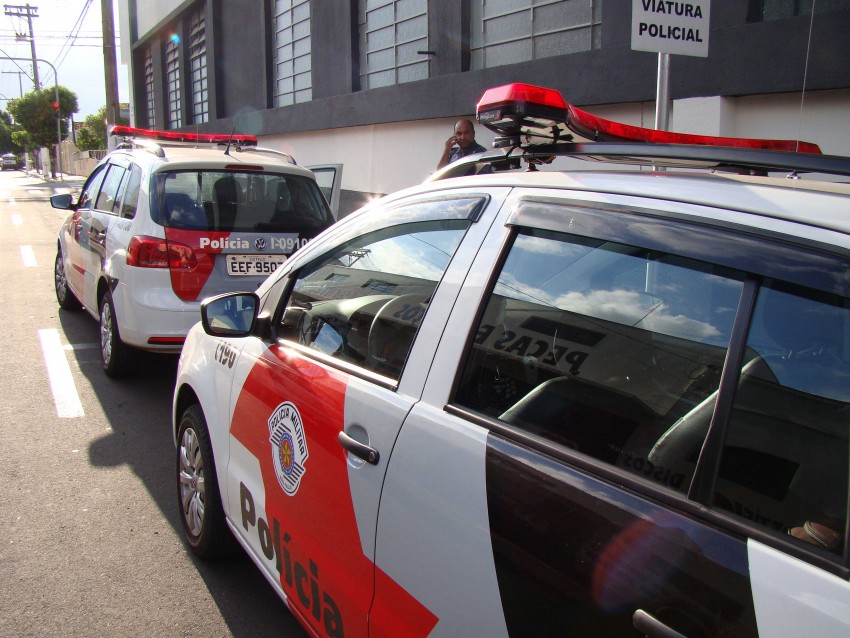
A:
110,125,258,147
476,83,821,154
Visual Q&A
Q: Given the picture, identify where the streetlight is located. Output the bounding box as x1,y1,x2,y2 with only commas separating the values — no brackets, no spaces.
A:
0,54,61,176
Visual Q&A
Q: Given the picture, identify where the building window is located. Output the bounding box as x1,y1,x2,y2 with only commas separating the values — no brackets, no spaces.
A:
188,7,208,123
470,0,601,70
144,47,155,128
359,0,428,90
165,36,182,129
748,0,850,20
273,0,312,106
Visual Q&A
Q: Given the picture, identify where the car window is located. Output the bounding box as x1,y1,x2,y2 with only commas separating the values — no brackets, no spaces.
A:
151,170,333,232
455,226,745,493
710,282,850,552
119,164,142,219
77,164,108,211
94,164,127,213
278,216,472,380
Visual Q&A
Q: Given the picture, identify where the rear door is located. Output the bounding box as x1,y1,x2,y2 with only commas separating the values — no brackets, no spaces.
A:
307,164,342,219
68,162,109,309
223,192,498,637
377,192,850,636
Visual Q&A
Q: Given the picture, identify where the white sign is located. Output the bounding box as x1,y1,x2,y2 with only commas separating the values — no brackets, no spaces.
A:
631,0,710,58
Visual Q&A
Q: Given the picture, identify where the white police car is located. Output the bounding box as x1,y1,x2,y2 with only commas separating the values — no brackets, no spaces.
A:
52,126,337,377
173,84,850,637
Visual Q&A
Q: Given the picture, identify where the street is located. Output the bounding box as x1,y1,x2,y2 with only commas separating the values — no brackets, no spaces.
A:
0,169,307,638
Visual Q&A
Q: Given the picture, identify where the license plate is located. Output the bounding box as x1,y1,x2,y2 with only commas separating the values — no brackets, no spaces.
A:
226,254,286,276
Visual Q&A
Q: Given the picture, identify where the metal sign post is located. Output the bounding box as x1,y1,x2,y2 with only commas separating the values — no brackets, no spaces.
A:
631,0,711,132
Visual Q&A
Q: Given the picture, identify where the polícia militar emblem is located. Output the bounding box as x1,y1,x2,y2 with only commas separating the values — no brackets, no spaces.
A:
268,401,308,495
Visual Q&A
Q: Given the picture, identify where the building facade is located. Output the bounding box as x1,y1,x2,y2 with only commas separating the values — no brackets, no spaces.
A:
117,0,850,214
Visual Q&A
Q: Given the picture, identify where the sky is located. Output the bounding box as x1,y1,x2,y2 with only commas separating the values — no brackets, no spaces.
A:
0,0,130,120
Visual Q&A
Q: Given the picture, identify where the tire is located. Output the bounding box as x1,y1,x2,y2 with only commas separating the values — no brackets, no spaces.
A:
176,404,231,558
54,250,81,310
99,290,138,378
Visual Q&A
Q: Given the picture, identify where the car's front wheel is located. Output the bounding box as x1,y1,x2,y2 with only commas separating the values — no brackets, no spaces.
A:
54,250,81,310
176,404,230,558
99,291,137,377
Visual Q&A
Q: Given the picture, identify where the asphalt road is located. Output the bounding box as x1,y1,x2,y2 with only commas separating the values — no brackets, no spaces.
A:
0,169,308,637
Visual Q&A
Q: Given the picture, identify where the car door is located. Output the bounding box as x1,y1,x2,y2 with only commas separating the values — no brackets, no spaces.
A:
307,164,342,219
65,163,108,307
222,192,497,638
78,161,128,308
376,192,850,636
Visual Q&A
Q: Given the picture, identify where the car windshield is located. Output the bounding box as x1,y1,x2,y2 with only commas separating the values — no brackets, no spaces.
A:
150,170,333,233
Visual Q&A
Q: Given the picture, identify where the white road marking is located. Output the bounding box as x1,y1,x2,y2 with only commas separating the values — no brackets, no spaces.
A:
38,329,85,419
20,245,36,267
11,213,21,225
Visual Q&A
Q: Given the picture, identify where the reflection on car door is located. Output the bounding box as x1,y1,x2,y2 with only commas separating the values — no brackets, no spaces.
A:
69,163,109,307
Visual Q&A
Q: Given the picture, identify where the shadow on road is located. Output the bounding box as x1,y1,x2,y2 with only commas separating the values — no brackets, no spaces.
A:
57,308,305,637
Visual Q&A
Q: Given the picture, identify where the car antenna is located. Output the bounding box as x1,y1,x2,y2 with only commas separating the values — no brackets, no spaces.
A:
224,123,237,156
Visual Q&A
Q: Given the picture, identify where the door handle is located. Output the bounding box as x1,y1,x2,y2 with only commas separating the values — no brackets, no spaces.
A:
338,431,380,465
633,610,688,638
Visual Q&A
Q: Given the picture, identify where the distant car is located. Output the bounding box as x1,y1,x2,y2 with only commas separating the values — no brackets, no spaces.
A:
51,126,339,377
172,84,850,637
2,153,19,170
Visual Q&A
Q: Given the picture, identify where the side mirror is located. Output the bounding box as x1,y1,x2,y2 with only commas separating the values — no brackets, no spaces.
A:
201,292,260,337
50,193,74,210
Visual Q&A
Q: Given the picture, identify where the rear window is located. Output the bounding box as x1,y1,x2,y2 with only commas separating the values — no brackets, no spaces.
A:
150,170,333,233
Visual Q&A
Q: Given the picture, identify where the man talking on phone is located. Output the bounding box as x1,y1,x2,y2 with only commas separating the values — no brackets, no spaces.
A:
437,119,487,169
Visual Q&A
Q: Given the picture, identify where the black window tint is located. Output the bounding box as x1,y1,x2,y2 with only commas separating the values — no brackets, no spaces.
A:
94,165,127,213
77,164,108,211
456,228,745,493
119,165,142,219
279,218,470,381
712,283,850,552
151,170,333,232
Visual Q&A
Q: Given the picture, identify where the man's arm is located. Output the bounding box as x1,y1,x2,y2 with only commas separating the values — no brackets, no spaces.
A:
437,134,457,170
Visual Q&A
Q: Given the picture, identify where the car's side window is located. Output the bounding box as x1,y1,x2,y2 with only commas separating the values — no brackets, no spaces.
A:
710,283,850,552
77,164,108,211
94,164,127,213
455,227,745,493
119,165,142,219
278,217,470,380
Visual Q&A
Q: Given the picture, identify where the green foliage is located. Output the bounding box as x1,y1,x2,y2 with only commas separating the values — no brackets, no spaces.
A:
0,110,24,154
7,86,79,147
75,105,128,152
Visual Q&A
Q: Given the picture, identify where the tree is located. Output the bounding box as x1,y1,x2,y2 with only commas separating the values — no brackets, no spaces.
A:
8,85,78,146
76,105,128,152
0,111,24,155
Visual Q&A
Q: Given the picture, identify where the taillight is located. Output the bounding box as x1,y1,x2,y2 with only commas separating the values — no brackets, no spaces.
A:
127,236,197,269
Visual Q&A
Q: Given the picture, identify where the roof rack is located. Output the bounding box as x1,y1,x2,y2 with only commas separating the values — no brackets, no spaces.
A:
469,83,850,178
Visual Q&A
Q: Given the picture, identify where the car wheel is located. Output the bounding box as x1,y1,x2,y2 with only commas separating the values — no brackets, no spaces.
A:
54,250,81,310
99,291,138,378
177,404,230,558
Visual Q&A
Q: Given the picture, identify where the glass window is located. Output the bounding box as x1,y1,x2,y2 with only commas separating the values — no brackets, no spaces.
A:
119,165,143,219
359,0,428,90
279,215,471,380
188,7,208,124
144,48,155,128
273,0,312,106
150,170,333,232
470,0,602,70
711,282,850,552
165,35,182,129
456,227,745,493
94,165,127,213
77,164,108,211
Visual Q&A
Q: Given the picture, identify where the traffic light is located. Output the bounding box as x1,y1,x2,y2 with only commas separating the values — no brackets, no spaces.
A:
52,101,59,112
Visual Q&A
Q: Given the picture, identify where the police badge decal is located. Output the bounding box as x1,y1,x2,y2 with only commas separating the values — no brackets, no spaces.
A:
268,401,309,495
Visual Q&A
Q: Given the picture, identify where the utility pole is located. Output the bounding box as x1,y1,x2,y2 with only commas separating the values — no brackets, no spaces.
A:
4,4,39,90
101,0,120,135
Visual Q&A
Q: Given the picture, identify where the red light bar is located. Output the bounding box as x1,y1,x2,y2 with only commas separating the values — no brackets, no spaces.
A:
476,83,822,154
110,125,257,147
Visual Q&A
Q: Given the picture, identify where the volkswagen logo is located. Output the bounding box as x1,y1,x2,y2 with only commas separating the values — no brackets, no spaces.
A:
255,237,267,251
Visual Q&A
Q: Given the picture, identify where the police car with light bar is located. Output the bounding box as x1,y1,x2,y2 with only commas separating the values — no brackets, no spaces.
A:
51,126,337,377
173,83,850,637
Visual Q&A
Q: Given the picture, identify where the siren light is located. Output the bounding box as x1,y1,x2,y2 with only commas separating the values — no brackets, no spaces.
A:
110,125,258,147
476,83,821,154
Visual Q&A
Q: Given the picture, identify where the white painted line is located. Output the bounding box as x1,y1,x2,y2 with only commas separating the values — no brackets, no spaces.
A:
11,213,21,225
20,245,36,267
38,329,85,419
